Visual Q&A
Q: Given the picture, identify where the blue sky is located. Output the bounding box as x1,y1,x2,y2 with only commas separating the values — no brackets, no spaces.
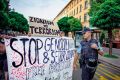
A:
10,0,70,20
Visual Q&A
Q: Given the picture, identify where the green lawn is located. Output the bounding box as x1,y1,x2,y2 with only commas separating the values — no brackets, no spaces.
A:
104,53,119,59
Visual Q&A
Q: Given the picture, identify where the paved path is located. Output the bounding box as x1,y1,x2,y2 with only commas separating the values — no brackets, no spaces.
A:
72,61,120,80
103,47,120,56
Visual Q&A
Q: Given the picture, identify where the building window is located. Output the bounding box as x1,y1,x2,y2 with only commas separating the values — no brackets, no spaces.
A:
76,7,78,14
70,4,71,9
85,1,88,9
74,9,75,16
71,2,73,8
74,0,76,5
79,16,81,21
80,5,82,12
84,13,87,22
77,0,79,3
72,11,73,15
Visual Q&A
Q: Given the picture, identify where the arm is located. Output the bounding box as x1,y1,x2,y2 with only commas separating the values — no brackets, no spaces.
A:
91,42,104,56
73,50,79,65
0,34,12,54
73,44,81,70
73,50,79,70
98,50,104,56
0,43,6,54
97,42,104,56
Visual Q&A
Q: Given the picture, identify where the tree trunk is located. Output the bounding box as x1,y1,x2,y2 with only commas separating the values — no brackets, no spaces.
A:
71,31,76,47
65,32,68,36
74,31,76,47
108,29,112,55
72,31,75,39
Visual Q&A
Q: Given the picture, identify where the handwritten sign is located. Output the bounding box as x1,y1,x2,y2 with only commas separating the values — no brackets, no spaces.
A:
29,17,60,36
5,36,75,80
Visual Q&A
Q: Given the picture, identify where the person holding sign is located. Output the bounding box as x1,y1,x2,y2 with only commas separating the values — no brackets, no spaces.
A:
73,28,104,80
59,31,65,37
0,31,12,80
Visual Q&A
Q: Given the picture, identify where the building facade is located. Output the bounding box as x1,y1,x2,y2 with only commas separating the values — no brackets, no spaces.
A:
53,0,91,28
53,0,120,48
53,0,98,40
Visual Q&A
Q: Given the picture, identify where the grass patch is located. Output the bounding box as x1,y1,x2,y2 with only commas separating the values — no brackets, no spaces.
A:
104,53,119,59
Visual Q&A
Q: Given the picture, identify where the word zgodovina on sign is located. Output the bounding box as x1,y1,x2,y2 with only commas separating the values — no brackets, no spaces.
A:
29,16,60,36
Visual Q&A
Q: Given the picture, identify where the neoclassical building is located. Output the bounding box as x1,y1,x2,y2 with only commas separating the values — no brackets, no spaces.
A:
53,0,120,48
53,0,90,28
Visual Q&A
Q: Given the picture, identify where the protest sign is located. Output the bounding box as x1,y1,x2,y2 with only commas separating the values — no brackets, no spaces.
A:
29,17,60,36
5,36,75,80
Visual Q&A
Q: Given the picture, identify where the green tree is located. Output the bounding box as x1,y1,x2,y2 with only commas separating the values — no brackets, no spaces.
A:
57,16,82,36
0,0,6,11
68,17,82,38
99,31,105,45
90,0,120,55
9,11,29,33
0,0,9,29
0,0,29,33
0,12,9,29
68,17,82,31
57,17,71,36
89,0,105,16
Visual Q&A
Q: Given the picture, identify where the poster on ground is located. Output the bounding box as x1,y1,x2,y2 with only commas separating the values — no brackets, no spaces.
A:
5,36,75,80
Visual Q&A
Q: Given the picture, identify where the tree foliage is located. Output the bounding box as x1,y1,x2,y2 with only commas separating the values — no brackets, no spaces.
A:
57,17,71,33
57,16,82,36
89,0,120,55
99,31,105,44
89,0,105,17
0,12,9,29
0,0,9,29
90,0,120,29
9,11,29,32
0,0,29,33
0,0,7,11
68,17,82,31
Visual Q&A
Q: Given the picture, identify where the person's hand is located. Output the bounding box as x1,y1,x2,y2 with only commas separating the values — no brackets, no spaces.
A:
0,43,6,53
91,43,98,49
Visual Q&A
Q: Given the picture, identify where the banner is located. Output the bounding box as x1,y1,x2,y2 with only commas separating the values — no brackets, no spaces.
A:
5,36,75,80
29,16,60,36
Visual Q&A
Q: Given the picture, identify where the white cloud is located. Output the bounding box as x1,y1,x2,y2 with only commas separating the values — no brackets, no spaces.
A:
10,0,70,20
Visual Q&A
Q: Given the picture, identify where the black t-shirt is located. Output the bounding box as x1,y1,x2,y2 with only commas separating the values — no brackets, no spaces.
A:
0,38,7,60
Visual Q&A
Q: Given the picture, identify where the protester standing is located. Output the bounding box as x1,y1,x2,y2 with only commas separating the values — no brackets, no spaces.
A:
0,31,12,80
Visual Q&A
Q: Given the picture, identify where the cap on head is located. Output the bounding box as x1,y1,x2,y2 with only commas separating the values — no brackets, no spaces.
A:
82,27,91,34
